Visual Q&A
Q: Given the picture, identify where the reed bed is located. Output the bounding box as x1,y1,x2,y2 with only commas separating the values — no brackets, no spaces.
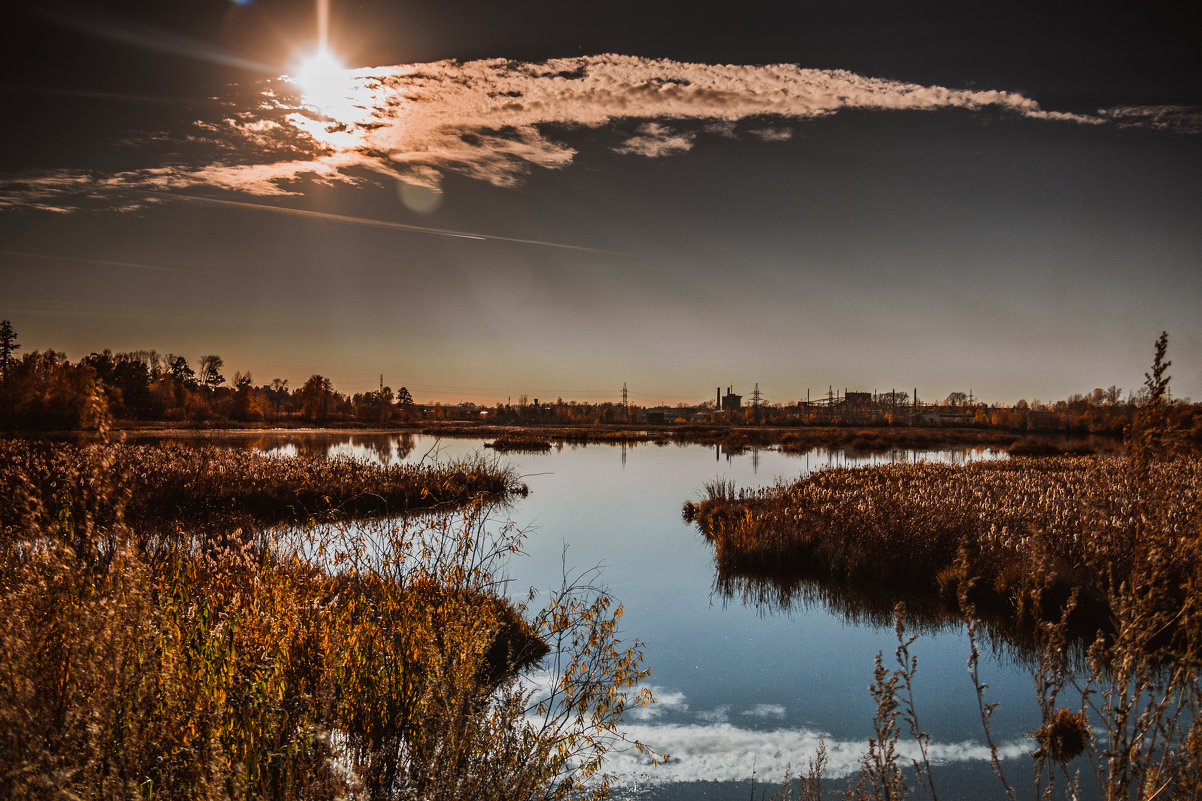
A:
694,450,1202,797
0,436,652,801
777,427,1021,453
685,455,1202,636
0,440,523,538
428,424,650,445
426,422,1090,454
484,434,553,453
701,338,1202,800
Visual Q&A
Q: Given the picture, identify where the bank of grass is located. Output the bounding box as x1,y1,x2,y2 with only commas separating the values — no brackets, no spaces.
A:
485,434,553,453
694,335,1202,799
423,421,1102,455
0,440,524,537
684,455,1202,639
0,432,652,801
428,424,651,445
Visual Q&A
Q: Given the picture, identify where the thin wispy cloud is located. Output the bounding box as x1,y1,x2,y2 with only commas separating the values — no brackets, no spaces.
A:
152,193,635,256
742,703,787,719
0,248,200,274
612,122,696,158
2,53,1197,214
1097,105,1202,133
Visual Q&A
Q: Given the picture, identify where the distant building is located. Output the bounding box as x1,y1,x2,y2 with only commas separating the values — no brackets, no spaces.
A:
844,391,872,406
915,410,975,426
718,386,742,411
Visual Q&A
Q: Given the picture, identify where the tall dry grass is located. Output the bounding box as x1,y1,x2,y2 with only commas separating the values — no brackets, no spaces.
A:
693,333,1202,799
0,408,655,800
0,439,521,540
686,455,1201,640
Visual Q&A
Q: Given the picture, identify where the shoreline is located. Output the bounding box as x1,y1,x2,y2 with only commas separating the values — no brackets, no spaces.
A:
2,421,1120,455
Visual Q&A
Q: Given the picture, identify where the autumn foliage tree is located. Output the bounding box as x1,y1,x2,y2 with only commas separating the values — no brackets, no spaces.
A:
298,374,339,423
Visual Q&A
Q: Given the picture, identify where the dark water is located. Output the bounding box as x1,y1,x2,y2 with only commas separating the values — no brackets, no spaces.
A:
176,430,1080,800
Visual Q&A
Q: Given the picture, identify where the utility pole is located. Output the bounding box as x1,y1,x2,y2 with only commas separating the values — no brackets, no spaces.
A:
750,382,765,425
750,383,765,408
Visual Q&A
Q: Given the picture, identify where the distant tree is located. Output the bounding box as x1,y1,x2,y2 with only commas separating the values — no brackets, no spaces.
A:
396,386,415,420
166,355,198,389
198,354,225,390
82,349,154,419
298,374,336,422
377,386,395,422
131,350,164,379
231,371,262,421
269,378,289,419
945,391,968,406
1105,385,1124,406
0,320,18,385
8,350,102,429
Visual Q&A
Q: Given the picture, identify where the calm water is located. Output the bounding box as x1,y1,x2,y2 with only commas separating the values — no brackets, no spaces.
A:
183,431,1065,800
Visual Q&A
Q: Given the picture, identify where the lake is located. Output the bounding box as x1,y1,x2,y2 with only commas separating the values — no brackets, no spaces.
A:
179,430,1058,800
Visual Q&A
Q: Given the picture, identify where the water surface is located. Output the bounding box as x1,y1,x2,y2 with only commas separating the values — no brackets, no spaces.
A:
194,431,1064,799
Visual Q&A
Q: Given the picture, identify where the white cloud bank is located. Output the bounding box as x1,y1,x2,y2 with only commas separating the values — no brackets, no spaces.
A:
521,680,1032,789
603,720,1030,787
2,53,1196,211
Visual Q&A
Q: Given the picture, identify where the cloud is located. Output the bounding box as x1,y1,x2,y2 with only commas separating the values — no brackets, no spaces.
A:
629,685,690,720
696,705,731,723
518,683,1032,789
602,721,1031,786
748,126,793,142
3,53,1198,212
1097,105,1202,133
612,122,696,158
742,703,787,719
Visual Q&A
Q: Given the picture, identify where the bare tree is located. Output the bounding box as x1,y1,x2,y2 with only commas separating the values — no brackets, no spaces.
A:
197,354,225,390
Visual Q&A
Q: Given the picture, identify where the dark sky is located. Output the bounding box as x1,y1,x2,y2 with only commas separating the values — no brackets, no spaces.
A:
3,0,1200,404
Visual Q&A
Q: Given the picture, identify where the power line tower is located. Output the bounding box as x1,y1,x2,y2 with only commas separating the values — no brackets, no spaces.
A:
750,382,765,424
621,381,629,422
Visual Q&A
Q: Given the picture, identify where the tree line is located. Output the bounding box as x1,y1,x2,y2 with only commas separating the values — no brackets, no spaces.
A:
1,320,1199,437
0,322,415,429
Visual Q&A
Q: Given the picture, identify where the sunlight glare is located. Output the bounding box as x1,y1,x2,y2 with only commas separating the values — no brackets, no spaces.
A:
290,46,353,116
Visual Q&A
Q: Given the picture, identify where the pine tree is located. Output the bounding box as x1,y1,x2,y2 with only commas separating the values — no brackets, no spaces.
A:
0,320,18,385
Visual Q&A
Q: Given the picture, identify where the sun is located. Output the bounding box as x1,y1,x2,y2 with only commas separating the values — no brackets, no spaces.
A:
289,46,353,115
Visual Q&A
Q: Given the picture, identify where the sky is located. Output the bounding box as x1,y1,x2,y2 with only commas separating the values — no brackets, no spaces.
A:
2,0,1200,406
